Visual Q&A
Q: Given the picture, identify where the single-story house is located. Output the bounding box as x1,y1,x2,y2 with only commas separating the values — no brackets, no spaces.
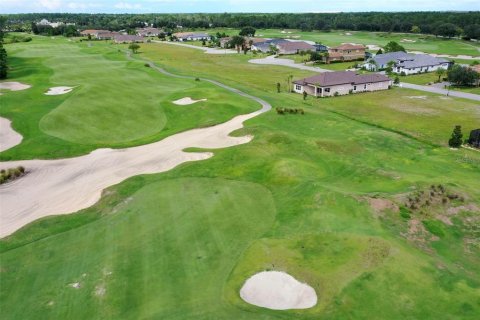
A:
251,39,289,53
468,129,480,148
173,32,211,41
313,44,328,52
327,44,366,63
96,31,120,40
276,41,315,54
80,29,110,37
136,27,162,37
293,71,391,97
364,51,451,75
114,34,145,43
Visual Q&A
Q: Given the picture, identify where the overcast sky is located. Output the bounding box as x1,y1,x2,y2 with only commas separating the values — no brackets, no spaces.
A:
1,0,479,14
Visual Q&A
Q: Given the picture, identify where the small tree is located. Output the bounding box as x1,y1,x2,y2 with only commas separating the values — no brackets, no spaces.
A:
411,25,421,33
239,26,256,37
202,39,206,46
303,91,308,100
435,68,446,83
276,82,281,93
448,125,463,148
128,43,140,54
384,41,406,53
394,76,400,84
376,48,383,55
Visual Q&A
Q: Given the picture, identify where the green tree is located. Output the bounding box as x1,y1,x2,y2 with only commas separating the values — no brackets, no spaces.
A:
384,41,406,53
376,48,383,55
463,24,480,40
448,125,463,148
303,90,308,100
276,82,281,93
0,16,7,79
394,76,400,84
435,67,446,82
229,35,245,53
448,65,479,86
128,43,140,53
239,26,256,37
411,25,421,33
435,23,459,38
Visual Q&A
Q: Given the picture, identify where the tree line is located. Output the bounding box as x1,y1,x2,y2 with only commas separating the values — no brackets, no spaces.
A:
3,12,480,39
0,16,7,79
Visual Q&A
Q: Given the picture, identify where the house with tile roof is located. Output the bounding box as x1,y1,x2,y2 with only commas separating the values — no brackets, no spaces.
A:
327,44,366,63
293,71,391,97
364,51,451,75
276,41,316,54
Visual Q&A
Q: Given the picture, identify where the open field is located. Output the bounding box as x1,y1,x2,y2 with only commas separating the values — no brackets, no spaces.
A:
1,36,480,319
201,28,480,57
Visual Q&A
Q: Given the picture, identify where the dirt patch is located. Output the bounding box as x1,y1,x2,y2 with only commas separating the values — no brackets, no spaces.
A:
172,97,207,105
367,197,399,217
95,284,106,297
240,271,317,310
70,282,81,289
0,82,31,92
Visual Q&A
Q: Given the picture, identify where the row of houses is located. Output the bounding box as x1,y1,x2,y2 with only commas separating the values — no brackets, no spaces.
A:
172,32,211,41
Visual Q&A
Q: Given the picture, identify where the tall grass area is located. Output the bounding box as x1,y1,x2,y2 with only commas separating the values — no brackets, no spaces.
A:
1,37,479,319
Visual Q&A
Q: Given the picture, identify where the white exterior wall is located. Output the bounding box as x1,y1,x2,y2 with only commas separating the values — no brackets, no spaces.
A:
393,62,450,75
293,81,391,97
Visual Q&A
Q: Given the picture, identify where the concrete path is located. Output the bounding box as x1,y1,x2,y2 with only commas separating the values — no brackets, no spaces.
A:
400,82,480,102
249,55,331,73
152,40,237,54
0,61,271,238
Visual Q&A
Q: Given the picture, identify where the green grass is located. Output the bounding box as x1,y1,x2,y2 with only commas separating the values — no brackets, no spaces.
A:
316,61,359,71
1,36,480,319
400,73,480,94
0,36,257,160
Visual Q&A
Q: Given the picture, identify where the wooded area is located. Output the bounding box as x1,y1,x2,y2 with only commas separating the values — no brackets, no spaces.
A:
3,12,480,39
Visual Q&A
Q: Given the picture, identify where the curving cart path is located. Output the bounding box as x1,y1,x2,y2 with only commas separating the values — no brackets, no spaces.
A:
0,63,271,238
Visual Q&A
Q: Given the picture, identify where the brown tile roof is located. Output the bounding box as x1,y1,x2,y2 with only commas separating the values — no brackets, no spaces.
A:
331,44,366,50
114,34,144,43
277,41,315,51
294,71,390,86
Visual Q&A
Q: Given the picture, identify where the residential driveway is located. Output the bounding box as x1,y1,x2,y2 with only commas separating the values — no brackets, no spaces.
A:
400,82,480,102
152,40,237,54
249,55,332,73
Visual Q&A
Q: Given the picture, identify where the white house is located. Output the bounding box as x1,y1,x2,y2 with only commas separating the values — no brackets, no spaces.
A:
173,32,211,42
364,51,451,75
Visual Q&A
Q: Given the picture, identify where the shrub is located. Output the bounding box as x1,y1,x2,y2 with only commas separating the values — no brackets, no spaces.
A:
334,92,339,96
195,77,200,81
144,63,150,67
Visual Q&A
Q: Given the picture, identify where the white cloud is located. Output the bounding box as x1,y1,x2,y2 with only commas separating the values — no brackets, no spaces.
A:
114,2,142,9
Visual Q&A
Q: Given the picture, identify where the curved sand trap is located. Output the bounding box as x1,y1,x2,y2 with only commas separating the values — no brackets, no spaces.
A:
240,271,317,310
45,86,74,95
0,67,271,238
172,97,207,105
0,81,31,92
0,117,23,152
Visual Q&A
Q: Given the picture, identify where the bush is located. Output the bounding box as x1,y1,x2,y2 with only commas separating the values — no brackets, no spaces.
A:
0,166,27,184
195,77,200,81
422,220,445,237
144,63,150,67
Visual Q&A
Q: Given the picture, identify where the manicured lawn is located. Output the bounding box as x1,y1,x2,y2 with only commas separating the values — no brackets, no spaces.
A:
315,61,359,70
1,36,480,319
0,36,257,160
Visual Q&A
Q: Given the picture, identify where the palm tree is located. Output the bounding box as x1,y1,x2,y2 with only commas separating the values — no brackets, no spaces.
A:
435,67,446,83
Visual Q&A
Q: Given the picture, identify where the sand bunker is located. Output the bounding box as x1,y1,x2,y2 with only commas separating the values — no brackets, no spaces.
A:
0,66,271,238
45,86,74,95
0,117,23,152
0,82,31,92
240,271,317,310
172,97,207,105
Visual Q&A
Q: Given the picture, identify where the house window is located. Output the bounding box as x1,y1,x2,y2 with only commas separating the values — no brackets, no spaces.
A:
353,85,357,91
295,84,302,91
363,84,366,89
325,88,330,93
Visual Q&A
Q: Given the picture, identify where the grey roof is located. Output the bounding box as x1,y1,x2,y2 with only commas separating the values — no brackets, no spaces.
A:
294,71,391,87
371,51,449,68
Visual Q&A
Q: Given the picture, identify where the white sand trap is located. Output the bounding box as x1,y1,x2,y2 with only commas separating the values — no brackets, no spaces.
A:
172,97,207,105
0,71,271,238
240,271,317,310
45,86,74,95
0,81,31,92
0,117,23,152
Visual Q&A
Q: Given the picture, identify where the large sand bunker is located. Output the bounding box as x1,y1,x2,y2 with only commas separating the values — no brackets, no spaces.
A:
0,66,271,238
0,82,31,92
45,86,74,95
0,117,23,152
240,271,317,310
172,97,207,105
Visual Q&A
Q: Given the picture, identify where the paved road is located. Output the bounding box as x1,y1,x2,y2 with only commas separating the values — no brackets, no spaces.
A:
152,40,237,54
249,55,332,73
400,82,480,102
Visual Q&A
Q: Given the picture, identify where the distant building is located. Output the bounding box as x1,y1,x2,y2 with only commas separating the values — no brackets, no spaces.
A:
173,32,211,42
96,31,120,40
276,41,315,54
293,71,391,97
468,129,480,148
80,29,111,38
364,51,451,75
114,34,145,43
327,44,366,63
136,27,162,37
313,44,328,52
36,19,70,28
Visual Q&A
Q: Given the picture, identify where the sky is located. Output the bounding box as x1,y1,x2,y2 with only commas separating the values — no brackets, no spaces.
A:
0,0,479,14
